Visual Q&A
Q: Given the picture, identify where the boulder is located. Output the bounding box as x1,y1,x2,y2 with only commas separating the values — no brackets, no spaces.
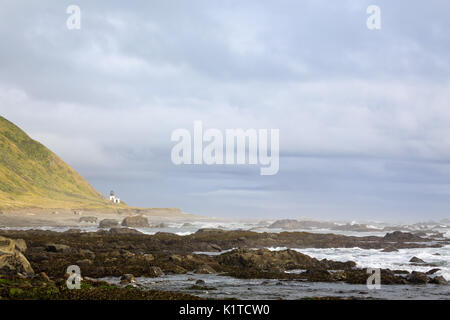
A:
0,236,34,275
304,269,332,282
426,268,441,275
430,276,448,285
99,219,119,228
194,264,216,274
381,247,398,252
120,274,136,284
148,266,163,277
45,244,71,253
121,216,149,228
409,256,426,264
218,248,355,271
407,271,429,284
384,231,423,242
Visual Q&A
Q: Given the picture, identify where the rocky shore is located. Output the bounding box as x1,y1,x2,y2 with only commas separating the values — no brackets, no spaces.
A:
0,229,448,299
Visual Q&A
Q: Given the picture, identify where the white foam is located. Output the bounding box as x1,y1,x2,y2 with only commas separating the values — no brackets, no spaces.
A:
267,246,450,281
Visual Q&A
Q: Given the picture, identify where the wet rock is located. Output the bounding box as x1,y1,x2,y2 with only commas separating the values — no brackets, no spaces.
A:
409,256,426,264
109,227,143,235
171,265,188,274
426,268,441,275
148,266,163,277
381,247,398,252
121,216,149,228
99,219,119,228
195,279,205,285
304,269,332,282
430,276,448,285
194,264,216,274
195,228,226,234
79,216,98,223
407,271,429,284
218,248,355,272
182,223,194,227
120,274,136,284
45,244,71,253
384,231,423,242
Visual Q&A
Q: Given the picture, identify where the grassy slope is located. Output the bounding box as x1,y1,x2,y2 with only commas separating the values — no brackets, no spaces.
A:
0,116,126,210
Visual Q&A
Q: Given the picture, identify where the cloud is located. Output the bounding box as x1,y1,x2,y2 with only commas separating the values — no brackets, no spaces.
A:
1,1,450,220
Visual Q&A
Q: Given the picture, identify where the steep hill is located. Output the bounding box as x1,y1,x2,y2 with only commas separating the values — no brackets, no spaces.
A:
0,116,121,210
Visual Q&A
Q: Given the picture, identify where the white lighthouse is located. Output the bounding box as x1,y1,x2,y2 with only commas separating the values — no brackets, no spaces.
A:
109,190,121,204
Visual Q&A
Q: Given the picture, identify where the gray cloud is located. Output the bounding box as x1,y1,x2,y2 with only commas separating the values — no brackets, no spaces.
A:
1,0,450,221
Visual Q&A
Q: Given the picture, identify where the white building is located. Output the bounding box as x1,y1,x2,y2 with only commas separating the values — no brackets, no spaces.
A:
109,191,121,204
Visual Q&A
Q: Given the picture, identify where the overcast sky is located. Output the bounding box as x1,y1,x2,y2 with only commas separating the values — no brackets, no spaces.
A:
1,1,450,222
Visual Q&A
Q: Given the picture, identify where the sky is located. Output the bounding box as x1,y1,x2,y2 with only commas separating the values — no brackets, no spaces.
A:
0,0,450,222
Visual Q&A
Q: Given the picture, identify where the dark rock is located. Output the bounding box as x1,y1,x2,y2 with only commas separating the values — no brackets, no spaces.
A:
384,231,423,242
409,256,426,264
148,266,163,277
120,274,136,284
99,219,119,228
195,279,206,285
407,271,429,284
426,268,441,275
304,269,332,282
109,227,143,235
194,264,216,274
209,244,222,251
430,276,448,285
195,228,226,234
45,244,71,253
381,247,398,252
121,216,149,228
218,248,355,272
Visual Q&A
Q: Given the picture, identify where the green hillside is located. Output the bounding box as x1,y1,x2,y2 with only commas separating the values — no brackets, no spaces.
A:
0,116,123,210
